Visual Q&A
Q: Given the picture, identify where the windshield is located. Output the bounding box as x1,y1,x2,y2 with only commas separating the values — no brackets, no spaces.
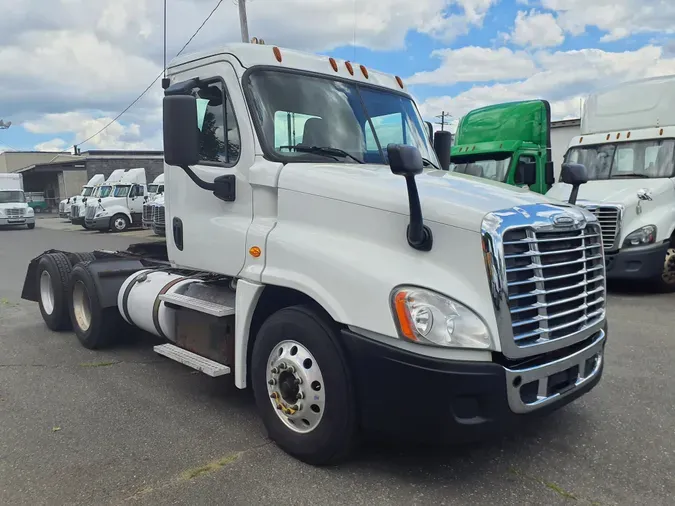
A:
95,185,112,198
113,185,130,197
245,69,438,167
449,155,512,182
82,187,93,197
565,139,675,179
147,184,158,193
0,190,25,204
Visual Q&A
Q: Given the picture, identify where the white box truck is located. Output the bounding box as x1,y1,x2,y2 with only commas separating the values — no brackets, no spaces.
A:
548,74,675,290
21,43,607,465
0,173,35,229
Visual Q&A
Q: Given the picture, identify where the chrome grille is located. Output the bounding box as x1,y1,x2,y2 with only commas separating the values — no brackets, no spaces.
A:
143,204,154,222
503,224,605,347
7,208,24,218
154,206,165,225
71,204,79,218
85,205,96,220
59,202,65,213
581,205,620,250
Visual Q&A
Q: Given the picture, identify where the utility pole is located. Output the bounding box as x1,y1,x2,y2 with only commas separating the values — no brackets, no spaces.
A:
237,0,249,43
435,111,451,131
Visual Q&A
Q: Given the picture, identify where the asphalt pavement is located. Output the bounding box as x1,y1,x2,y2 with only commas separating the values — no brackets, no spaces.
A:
1,220,674,505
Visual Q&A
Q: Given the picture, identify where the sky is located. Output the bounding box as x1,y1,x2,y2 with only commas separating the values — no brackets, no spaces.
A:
1,0,675,153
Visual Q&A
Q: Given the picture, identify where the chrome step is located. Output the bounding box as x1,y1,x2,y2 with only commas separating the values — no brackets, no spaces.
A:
159,292,234,317
153,344,231,377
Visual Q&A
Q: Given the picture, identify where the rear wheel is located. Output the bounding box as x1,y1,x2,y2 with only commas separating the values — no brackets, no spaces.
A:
68,262,125,349
37,253,73,331
251,305,357,465
110,214,130,233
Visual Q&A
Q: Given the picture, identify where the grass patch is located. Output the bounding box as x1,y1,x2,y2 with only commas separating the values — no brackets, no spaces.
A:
509,467,578,501
181,453,241,481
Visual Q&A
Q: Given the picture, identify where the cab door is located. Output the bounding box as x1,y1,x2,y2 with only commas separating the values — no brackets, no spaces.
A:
164,60,254,277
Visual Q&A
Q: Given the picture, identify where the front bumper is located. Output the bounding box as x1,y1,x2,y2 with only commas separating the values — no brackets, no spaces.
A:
341,326,606,442
0,216,35,226
605,241,669,280
85,216,111,230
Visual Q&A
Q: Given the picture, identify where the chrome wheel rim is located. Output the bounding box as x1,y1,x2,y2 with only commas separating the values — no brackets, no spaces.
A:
113,217,126,231
266,340,325,434
72,281,92,331
662,248,675,285
39,270,55,315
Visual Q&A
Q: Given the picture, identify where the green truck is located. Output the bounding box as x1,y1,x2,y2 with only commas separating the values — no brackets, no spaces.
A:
449,100,579,194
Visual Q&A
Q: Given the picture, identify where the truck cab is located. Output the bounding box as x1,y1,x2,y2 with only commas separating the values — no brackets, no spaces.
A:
23,43,607,465
146,173,165,200
449,100,555,193
547,75,675,290
71,170,125,227
85,168,147,232
59,174,105,219
0,173,35,229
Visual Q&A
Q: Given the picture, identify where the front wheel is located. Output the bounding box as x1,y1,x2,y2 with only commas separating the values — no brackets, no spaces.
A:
27,223,35,230
654,246,675,292
110,214,130,233
251,305,357,465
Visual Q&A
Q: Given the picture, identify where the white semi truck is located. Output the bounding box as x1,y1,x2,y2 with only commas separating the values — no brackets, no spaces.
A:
84,168,147,232
21,43,607,465
142,174,166,231
548,74,675,290
0,173,35,229
71,169,126,228
147,173,165,198
59,174,105,219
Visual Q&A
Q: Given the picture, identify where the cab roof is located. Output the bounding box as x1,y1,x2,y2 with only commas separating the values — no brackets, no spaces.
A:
168,43,409,94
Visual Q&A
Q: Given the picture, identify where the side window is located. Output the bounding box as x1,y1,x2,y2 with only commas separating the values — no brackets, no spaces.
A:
193,80,241,165
366,113,404,151
273,112,321,149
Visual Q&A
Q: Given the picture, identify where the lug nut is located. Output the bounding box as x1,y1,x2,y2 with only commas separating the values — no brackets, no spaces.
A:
270,392,278,399
271,367,279,374
268,379,276,386
294,377,303,385
287,366,296,373
276,405,282,410
297,391,304,399
290,404,300,411
278,363,287,370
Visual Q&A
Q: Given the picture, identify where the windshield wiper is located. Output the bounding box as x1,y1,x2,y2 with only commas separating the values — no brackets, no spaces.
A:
611,173,651,178
422,157,439,169
279,145,364,164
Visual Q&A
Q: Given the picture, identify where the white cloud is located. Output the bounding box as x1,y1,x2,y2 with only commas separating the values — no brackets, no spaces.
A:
509,10,565,48
408,46,538,85
34,138,68,152
416,44,675,123
543,0,675,42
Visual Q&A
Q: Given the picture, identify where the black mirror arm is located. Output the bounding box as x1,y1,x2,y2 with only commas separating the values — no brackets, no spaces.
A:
568,185,580,206
404,176,433,251
179,165,215,192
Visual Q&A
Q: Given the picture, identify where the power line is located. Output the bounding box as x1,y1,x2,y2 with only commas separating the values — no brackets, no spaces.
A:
75,0,226,149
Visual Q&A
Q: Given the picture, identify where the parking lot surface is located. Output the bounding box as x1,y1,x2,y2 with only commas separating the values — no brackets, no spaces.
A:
1,221,674,505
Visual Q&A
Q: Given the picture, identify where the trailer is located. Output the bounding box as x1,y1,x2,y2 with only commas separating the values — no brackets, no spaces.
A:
21,43,607,465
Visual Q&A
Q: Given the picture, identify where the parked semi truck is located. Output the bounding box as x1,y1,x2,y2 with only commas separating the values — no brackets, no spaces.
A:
147,173,165,198
0,173,35,229
548,74,675,290
21,43,607,465
84,168,147,232
59,174,105,219
142,192,166,236
449,100,579,193
71,170,125,227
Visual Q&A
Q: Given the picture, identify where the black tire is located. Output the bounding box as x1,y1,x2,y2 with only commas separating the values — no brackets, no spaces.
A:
36,253,73,331
251,305,357,465
27,223,35,230
71,252,96,265
652,246,675,292
110,213,130,233
68,262,125,349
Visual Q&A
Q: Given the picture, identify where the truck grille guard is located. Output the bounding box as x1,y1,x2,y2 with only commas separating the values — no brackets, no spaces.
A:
481,203,607,360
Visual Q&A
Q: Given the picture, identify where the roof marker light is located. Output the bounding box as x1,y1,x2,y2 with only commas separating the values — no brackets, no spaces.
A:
360,65,369,79
345,61,354,75
329,58,338,72
273,47,282,63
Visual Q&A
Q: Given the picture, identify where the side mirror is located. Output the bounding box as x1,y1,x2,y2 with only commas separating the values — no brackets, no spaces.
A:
514,159,537,186
163,95,199,168
387,144,432,251
560,162,588,205
433,130,452,171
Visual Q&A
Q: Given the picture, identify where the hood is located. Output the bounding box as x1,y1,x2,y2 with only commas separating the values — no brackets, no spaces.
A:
0,202,30,210
547,178,674,206
279,163,566,231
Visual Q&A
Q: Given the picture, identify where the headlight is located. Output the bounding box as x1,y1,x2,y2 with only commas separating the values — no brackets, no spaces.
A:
391,287,491,349
26,207,34,215
623,225,656,247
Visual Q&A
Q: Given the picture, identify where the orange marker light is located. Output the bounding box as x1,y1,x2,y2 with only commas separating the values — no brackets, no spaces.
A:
627,131,631,138
329,57,338,72
273,47,282,63
660,128,664,135
345,61,354,75
394,292,416,341
395,76,404,88
606,134,611,140
249,246,262,258
616,133,621,139
579,136,584,143
360,65,369,79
